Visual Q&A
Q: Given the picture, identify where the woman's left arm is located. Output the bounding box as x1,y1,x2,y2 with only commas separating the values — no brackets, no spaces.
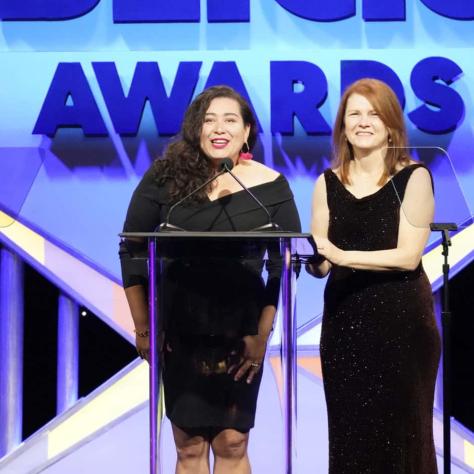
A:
315,167,434,271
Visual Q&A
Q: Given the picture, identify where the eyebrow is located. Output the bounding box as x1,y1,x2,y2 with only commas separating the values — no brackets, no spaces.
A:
346,108,377,113
204,112,240,117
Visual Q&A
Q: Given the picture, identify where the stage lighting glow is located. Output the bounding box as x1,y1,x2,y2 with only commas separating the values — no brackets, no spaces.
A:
0,209,135,343
0,210,45,263
47,361,148,459
0,211,14,228
465,439,474,468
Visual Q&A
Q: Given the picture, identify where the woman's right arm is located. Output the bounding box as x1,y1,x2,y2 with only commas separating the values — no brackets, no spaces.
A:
120,167,164,360
120,239,151,360
124,285,151,361
306,173,332,278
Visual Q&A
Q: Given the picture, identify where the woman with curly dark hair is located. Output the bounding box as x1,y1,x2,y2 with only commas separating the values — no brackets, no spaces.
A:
120,85,300,474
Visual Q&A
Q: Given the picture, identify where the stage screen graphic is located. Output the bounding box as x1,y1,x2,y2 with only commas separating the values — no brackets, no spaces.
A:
1,0,473,332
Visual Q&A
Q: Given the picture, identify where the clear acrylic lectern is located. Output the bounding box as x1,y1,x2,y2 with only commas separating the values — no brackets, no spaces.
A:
120,231,312,474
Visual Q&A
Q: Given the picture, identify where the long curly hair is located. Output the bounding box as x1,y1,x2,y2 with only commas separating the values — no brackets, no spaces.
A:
153,85,258,203
332,78,410,185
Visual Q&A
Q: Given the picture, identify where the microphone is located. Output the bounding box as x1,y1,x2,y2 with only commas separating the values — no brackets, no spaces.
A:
161,157,280,231
220,158,280,231
220,157,234,171
160,158,230,230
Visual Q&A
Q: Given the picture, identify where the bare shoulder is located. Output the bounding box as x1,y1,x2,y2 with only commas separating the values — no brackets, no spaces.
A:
393,161,432,187
403,159,431,178
312,171,328,202
405,165,434,203
240,160,280,184
314,171,327,189
409,165,432,184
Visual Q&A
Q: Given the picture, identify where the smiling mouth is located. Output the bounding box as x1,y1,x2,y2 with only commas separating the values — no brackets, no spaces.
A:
210,139,229,148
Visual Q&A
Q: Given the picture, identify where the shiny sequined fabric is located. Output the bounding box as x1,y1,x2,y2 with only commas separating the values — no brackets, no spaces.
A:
320,164,441,473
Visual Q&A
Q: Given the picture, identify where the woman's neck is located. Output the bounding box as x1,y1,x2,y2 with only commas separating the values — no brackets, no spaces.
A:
210,156,240,172
351,149,385,177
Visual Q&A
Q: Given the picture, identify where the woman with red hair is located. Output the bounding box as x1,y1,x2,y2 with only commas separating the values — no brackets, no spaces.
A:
308,78,440,473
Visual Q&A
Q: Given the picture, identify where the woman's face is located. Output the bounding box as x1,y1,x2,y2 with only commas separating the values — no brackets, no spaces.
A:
343,93,389,156
200,97,250,164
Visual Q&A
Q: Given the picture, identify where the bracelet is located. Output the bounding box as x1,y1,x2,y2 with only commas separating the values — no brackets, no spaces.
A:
134,328,150,337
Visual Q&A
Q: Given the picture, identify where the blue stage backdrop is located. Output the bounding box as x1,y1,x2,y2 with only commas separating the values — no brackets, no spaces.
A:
1,1,473,330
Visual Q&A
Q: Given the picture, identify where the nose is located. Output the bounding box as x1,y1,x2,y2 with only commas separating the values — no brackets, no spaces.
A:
214,119,226,133
357,115,371,127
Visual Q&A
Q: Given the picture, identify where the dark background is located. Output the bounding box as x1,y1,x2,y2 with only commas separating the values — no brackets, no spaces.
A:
20,255,474,439
22,262,137,439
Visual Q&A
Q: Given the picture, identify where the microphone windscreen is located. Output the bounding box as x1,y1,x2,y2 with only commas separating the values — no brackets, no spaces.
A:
220,158,234,171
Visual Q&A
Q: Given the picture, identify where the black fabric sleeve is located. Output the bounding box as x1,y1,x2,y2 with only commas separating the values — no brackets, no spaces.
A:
119,240,149,288
119,167,166,288
263,197,302,307
271,196,302,233
122,167,165,234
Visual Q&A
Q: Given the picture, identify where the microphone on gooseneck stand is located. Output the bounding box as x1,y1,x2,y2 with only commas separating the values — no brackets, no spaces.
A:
220,158,280,231
159,158,230,230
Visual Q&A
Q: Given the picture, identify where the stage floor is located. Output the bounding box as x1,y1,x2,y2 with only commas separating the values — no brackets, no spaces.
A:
1,350,473,474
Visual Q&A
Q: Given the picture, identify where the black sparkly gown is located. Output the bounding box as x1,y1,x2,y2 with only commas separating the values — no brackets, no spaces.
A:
120,167,301,433
320,164,441,473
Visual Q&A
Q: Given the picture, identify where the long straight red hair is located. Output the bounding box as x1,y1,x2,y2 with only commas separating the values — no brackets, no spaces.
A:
332,78,410,185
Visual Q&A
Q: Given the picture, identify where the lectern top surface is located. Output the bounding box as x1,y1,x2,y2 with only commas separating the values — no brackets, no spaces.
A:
120,231,311,239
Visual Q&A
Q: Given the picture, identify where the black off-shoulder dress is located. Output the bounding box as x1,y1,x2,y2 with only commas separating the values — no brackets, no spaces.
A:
120,167,301,433
320,164,441,473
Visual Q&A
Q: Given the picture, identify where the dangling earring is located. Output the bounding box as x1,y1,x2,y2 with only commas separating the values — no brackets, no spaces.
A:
388,135,392,143
239,141,253,160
